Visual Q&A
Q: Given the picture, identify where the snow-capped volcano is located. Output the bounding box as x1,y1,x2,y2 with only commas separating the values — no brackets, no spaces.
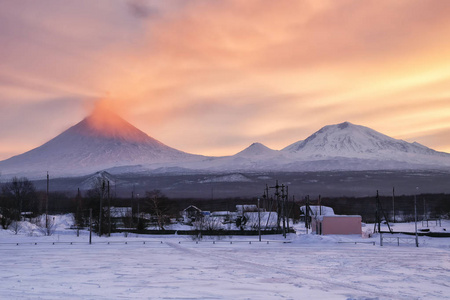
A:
2,117,450,179
282,122,450,169
0,108,201,178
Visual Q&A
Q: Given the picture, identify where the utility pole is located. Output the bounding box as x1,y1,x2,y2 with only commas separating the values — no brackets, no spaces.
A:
270,181,281,230
76,188,80,237
263,186,273,232
89,208,92,245
319,194,322,216
137,193,140,228
281,184,286,238
285,186,290,235
257,198,261,242
99,180,105,236
374,190,380,233
423,197,427,222
392,187,395,223
131,190,134,227
374,190,392,233
108,180,111,237
46,172,49,236
415,188,419,247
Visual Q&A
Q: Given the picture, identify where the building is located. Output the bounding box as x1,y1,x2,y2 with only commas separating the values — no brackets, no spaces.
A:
302,205,362,235
181,205,204,224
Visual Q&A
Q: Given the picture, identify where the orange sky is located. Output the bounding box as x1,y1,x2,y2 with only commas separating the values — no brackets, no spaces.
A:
1,0,450,160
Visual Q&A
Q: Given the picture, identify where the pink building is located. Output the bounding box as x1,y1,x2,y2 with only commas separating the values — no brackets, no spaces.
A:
303,205,362,235
312,215,362,235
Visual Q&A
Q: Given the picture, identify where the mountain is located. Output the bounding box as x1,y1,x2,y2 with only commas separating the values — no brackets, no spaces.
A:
0,108,202,178
193,142,291,172
234,143,279,158
2,117,450,180
281,122,450,170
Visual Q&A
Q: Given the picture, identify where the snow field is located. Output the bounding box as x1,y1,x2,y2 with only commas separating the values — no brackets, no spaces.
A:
1,216,449,299
1,229,449,300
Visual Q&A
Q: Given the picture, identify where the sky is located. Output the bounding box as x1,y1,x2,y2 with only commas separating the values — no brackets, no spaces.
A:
1,0,450,160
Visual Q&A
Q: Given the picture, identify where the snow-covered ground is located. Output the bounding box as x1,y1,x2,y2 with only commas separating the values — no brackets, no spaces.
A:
0,216,449,299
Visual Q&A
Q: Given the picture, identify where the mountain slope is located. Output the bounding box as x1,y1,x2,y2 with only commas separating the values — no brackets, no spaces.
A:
0,109,201,178
234,143,279,158
193,142,292,171
281,121,450,169
2,118,450,179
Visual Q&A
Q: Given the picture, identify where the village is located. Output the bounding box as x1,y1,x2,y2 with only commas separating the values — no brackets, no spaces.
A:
107,201,363,238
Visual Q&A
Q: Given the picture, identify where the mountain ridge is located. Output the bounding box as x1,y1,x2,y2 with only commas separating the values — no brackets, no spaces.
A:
1,117,450,179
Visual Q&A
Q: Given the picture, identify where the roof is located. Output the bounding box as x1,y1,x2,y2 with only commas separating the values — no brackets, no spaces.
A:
182,205,202,212
300,205,335,216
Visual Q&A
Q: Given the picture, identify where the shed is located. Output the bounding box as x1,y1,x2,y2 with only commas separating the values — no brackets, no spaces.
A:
304,205,362,235
312,215,362,235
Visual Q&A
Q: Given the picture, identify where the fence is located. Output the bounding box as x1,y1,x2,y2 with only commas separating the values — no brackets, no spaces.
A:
380,233,418,247
0,239,286,247
421,219,441,227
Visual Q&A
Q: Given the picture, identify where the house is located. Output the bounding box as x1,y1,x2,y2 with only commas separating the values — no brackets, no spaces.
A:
181,205,203,224
302,205,362,235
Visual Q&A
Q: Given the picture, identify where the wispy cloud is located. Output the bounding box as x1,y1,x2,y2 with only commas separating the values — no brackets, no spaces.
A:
1,0,450,159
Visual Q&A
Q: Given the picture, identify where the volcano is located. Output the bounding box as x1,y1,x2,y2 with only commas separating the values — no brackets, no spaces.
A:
0,108,201,178
281,122,450,171
1,117,450,180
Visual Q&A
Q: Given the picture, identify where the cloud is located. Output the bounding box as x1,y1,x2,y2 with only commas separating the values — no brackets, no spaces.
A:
1,0,450,159
126,0,160,20
0,97,86,159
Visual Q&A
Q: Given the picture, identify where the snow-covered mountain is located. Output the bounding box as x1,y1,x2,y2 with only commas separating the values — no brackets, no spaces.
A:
281,122,450,170
1,117,450,180
192,142,291,172
0,108,202,178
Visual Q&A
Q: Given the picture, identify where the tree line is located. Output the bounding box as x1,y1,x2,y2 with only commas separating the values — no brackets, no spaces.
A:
1,176,449,235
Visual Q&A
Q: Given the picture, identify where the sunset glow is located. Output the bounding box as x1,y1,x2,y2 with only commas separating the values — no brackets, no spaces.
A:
1,0,450,160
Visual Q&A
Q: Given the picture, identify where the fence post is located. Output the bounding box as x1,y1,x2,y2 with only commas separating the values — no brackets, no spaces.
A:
380,232,383,246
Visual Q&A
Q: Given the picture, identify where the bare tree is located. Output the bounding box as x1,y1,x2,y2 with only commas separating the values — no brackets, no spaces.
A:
0,193,14,229
193,216,222,231
143,190,170,230
1,177,37,222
